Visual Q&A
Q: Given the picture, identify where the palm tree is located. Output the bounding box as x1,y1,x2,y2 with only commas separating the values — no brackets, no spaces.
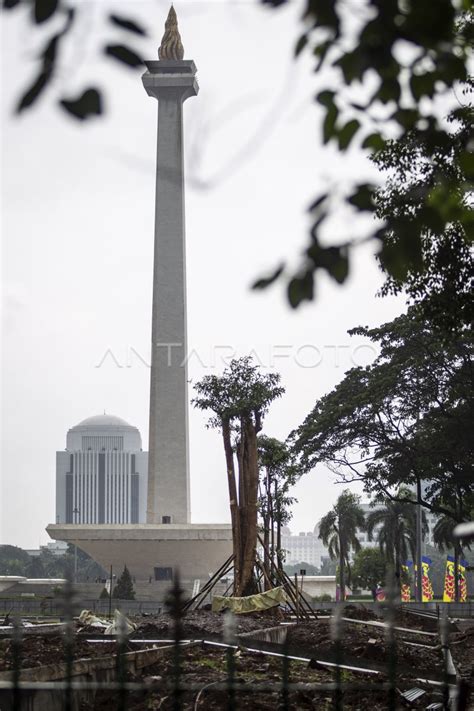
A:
318,490,366,601
367,493,427,589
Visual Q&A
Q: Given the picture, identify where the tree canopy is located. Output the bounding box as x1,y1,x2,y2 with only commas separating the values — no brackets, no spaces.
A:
254,3,473,307
351,547,387,600
290,304,473,519
113,565,136,600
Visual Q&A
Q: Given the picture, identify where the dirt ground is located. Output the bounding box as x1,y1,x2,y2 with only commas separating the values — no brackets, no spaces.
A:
132,609,282,640
285,620,442,675
79,644,440,711
0,635,133,671
0,609,471,709
449,622,474,683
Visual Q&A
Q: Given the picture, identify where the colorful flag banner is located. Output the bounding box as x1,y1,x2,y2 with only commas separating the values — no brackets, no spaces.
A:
459,559,468,602
421,556,434,602
443,556,469,602
401,561,412,602
443,555,455,602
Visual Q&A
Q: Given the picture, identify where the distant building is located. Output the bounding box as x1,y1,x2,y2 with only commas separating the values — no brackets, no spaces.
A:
281,525,330,568
55,414,148,525
25,541,68,558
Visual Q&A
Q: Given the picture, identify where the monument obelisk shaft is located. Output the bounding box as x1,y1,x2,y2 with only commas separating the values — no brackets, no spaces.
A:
142,8,198,524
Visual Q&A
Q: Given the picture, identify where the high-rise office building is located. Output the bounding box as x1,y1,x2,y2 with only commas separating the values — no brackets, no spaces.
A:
55,414,148,525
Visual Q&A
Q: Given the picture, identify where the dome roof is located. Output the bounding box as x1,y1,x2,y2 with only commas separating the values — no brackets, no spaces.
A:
72,414,137,430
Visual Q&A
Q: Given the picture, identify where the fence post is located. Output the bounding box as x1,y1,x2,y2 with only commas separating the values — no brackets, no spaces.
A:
331,603,343,711
223,610,236,710
384,577,397,711
166,573,184,711
439,606,450,710
116,610,128,711
63,576,75,711
11,617,22,711
280,635,290,711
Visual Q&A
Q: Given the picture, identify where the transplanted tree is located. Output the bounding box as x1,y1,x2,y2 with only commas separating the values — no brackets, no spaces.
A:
351,548,387,602
318,490,366,602
257,435,299,584
193,357,284,596
113,565,136,600
366,492,428,591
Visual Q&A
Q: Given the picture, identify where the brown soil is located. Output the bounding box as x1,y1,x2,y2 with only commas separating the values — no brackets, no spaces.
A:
449,623,474,683
133,609,281,640
0,636,139,671
285,620,442,675
79,645,438,711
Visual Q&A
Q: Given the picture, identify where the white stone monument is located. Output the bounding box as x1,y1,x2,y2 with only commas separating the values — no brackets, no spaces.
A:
142,7,198,525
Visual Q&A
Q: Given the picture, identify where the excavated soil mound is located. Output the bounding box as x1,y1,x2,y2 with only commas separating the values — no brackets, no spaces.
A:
134,610,281,640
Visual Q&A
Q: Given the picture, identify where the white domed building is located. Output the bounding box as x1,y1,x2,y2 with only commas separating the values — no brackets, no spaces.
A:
56,414,148,525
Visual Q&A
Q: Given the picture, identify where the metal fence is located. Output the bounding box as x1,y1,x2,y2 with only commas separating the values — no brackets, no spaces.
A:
0,578,471,711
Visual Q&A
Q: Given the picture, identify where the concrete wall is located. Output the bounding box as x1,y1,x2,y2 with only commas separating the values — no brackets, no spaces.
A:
47,524,233,583
299,576,336,600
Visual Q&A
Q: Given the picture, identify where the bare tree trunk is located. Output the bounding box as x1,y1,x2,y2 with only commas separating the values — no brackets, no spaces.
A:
339,535,345,602
222,418,240,595
262,474,270,591
239,415,261,596
276,487,283,575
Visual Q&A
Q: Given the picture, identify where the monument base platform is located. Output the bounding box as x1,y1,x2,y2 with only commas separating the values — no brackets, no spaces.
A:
46,523,233,583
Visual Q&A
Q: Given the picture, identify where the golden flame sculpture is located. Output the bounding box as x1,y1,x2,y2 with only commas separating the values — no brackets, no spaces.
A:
158,6,184,60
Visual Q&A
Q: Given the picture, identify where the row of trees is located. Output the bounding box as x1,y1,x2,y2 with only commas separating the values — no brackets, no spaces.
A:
0,544,105,582
193,348,471,600
318,490,472,601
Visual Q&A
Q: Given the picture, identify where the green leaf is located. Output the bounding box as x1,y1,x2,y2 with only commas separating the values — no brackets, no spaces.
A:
104,44,143,68
459,150,474,180
59,88,103,120
313,40,331,71
288,272,314,309
306,243,349,284
377,79,401,104
109,14,147,36
316,90,335,107
295,33,308,57
326,248,349,284
323,105,338,144
34,0,58,24
337,119,360,150
417,206,445,234
410,73,436,101
348,184,374,211
16,72,50,113
252,264,285,290
393,109,418,130
362,133,385,152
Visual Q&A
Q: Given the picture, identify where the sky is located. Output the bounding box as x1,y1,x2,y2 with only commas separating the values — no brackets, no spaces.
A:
1,0,404,549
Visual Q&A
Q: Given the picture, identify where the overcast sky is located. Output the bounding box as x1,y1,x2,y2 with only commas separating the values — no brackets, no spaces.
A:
1,0,404,549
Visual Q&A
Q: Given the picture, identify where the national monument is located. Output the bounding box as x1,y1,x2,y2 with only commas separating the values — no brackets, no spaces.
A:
47,7,232,585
